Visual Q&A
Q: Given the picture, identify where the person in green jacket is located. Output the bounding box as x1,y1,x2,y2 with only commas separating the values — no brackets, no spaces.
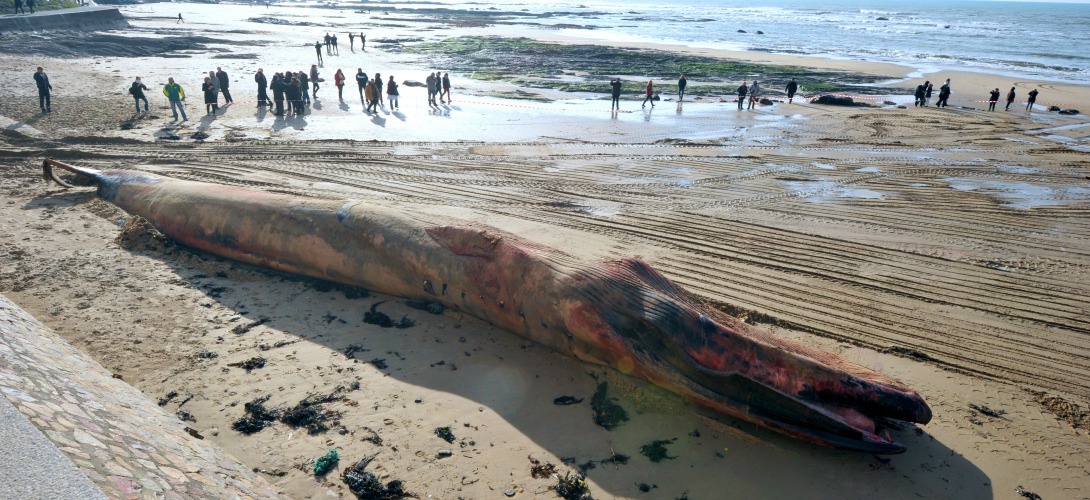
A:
163,77,188,121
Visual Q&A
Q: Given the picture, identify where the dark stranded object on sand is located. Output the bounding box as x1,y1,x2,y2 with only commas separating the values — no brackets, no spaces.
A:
41,158,932,454
1057,109,1080,116
811,95,870,107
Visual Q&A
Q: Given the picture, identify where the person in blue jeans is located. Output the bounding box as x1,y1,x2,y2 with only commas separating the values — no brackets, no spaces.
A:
130,76,149,113
162,77,187,121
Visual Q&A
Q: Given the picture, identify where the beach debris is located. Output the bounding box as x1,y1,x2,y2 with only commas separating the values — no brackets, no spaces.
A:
554,472,593,500
639,439,677,463
232,395,280,434
195,349,219,359
882,346,934,362
157,391,178,406
688,429,701,437
231,317,269,334
370,358,389,369
1058,109,1080,115
115,216,170,252
280,388,351,434
314,448,339,476
1031,391,1089,431
343,344,369,359
364,301,415,329
599,454,629,466
227,356,267,372
530,460,559,478
637,483,657,493
968,403,1007,419
505,490,516,497
184,426,204,440
434,426,456,443
437,449,453,459
1016,486,1042,500
590,381,628,430
553,396,583,406
259,339,297,351
46,159,934,453
342,455,407,499
812,95,870,107
406,298,446,314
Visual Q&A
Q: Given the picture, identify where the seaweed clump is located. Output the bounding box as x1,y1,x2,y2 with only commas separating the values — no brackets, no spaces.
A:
364,301,415,328
342,455,407,499
434,426,456,443
590,381,628,430
554,472,593,500
639,439,677,463
232,395,280,434
280,389,350,434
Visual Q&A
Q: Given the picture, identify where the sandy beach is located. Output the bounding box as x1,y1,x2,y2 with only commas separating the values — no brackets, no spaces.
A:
2,2,1090,499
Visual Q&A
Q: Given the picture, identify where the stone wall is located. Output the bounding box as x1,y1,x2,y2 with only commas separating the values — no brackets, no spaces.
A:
0,293,280,498
0,6,129,32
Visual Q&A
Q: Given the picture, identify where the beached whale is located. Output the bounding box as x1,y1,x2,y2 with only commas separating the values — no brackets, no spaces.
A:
43,159,931,453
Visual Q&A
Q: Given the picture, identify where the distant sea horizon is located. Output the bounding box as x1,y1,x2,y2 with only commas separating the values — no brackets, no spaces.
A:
416,0,1090,84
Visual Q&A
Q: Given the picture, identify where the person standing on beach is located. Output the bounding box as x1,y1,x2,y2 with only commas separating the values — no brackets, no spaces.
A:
298,70,311,105
206,70,221,106
786,78,798,104
426,72,437,106
1005,87,1016,111
677,74,687,102
736,81,748,110
310,65,320,98
1026,89,1038,112
988,88,1000,111
202,77,219,115
442,73,451,103
356,68,367,100
610,78,622,111
937,79,951,108
747,80,761,110
255,68,269,107
363,78,376,113
163,77,187,121
374,73,384,105
33,67,51,112
348,33,356,52
271,72,285,115
288,76,302,115
13,0,25,15
332,34,339,55
642,80,654,108
177,13,183,23
26,0,34,14
314,41,323,65
129,76,149,113
387,76,399,110
324,33,332,55
216,67,233,104
913,84,925,107
361,33,366,52
334,69,345,101
924,81,933,106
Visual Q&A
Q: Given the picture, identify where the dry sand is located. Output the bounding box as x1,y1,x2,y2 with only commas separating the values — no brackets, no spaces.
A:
2,3,1090,500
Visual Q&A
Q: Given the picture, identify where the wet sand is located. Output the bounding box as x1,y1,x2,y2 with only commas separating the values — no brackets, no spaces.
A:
2,2,1090,499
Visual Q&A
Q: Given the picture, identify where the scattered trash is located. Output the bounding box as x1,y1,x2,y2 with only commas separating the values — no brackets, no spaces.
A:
280,389,350,434
531,462,559,478
370,358,389,369
1016,485,1042,500
158,391,178,406
406,299,446,314
435,426,456,443
344,344,369,359
969,404,1007,419
259,339,298,351
553,396,583,406
554,472,592,500
687,429,701,437
195,350,219,359
598,454,629,466
227,356,267,372
590,381,628,430
637,483,656,493
639,439,677,463
364,301,415,328
342,455,407,499
184,427,204,440
437,449,453,459
314,448,339,476
231,317,269,334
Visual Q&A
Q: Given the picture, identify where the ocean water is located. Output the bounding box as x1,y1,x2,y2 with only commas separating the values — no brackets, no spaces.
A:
426,0,1090,84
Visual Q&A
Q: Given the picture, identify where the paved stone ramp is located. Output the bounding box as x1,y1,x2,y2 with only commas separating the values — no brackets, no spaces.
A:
0,6,128,32
0,293,279,499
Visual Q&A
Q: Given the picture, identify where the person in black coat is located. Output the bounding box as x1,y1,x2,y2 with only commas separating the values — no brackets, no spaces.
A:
298,71,310,105
202,77,218,115
936,79,951,108
786,78,798,103
609,78,622,111
270,72,285,115
988,88,1000,112
1026,89,1039,112
736,81,748,110
26,0,35,14
14,0,26,15
913,84,925,107
287,77,302,115
130,76,149,113
33,66,51,112
216,67,232,104
255,68,269,107
1005,87,1016,111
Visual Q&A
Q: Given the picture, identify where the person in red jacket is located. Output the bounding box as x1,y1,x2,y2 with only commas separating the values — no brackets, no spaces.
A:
334,69,346,101
642,80,654,108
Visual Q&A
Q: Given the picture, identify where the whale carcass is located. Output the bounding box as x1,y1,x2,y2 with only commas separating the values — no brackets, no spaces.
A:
43,159,931,453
